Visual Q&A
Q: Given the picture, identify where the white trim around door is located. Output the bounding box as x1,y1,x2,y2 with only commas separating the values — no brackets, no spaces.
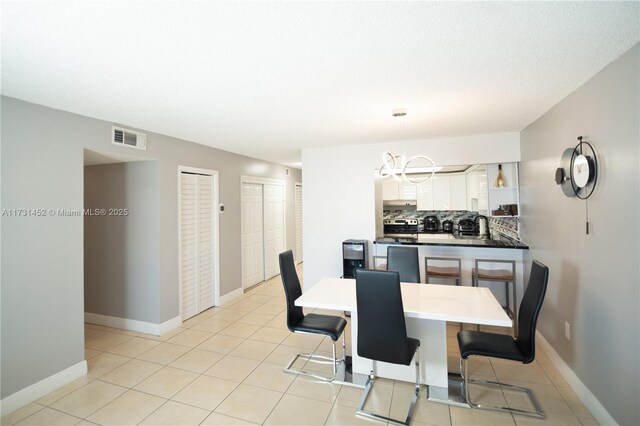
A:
295,182,303,264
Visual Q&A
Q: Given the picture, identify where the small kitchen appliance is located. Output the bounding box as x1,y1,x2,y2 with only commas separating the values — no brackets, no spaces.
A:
458,219,476,235
342,239,369,279
383,218,419,236
442,220,454,233
424,216,440,232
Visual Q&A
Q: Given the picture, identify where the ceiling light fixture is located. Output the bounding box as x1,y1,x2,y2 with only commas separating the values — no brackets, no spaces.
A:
378,108,437,184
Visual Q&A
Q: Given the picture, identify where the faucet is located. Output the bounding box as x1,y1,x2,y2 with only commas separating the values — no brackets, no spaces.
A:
475,215,491,239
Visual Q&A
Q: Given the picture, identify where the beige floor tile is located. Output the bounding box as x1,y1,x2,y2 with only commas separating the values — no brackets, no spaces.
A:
37,377,93,406
263,344,307,366
325,403,385,426
86,352,130,378
84,329,108,342
137,342,191,364
243,362,296,392
51,381,127,419
215,384,283,424
578,417,599,425
242,294,273,304
539,362,570,388
181,315,207,328
86,390,165,425
169,348,224,373
83,348,102,360
15,407,82,425
198,334,245,354
84,333,133,351
229,339,278,361
191,317,234,333
1,403,45,426
249,326,290,344
504,380,573,416
172,375,239,411
281,332,323,350
514,412,582,426
75,420,99,425
218,322,261,339
557,386,594,419
256,304,286,316
143,327,187,342
450,405,515,425
201,412,258,425
335,378,393,411
237,312,276,326
286,375,342,403
106,337,160,358
166,329,214,347
214,310,249,322
264,393,332,425
99,359,163,388
390,386,450,425
133,366,198,398
203,355,260,382
492,360,552,385
139,400,210,425
230,301,264,313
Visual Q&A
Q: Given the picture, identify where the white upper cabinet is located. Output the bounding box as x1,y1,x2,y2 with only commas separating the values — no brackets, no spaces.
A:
382,179,417,201
381,178,399,200
449,175,467,210
417,176,450,210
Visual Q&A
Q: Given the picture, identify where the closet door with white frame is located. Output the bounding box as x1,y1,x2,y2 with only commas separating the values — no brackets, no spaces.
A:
242,183,264,288
264,184,284,280
180,172,215,320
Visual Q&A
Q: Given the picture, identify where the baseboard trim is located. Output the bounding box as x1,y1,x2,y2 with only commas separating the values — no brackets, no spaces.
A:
84,313,181,336
536,331,617,426
219,287,243,305
0,360,87,417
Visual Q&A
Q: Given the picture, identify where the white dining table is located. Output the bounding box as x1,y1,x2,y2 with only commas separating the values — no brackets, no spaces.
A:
295,277,511,405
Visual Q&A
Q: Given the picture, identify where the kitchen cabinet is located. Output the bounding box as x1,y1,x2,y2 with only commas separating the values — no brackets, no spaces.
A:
382,179,416,201
417,176,450,210
449,175,467,210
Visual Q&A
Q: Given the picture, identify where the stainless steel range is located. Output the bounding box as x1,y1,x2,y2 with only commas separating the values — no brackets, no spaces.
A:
383,218,419,236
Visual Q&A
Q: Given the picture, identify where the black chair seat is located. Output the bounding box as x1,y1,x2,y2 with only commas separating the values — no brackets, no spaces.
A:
458,330,526,363
291,313,347,341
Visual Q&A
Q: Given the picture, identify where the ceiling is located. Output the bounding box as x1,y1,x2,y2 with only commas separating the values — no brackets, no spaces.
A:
2,2,638,167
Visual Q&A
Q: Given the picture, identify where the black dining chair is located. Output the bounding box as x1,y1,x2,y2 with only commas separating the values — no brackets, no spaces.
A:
387,246,421,283
279,250,347,381
355,269,421,426
457,259,549,418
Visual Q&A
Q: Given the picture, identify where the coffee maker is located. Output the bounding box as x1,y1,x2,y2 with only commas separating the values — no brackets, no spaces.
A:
342,239,369,278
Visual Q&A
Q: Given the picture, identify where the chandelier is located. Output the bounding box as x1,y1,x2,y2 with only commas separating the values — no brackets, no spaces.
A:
378,152,437,184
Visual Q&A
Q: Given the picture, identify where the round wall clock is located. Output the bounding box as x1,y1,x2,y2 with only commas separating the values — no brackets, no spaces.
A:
569,137,597,199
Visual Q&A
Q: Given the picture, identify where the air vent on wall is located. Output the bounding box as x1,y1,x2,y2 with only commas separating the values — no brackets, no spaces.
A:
111,125,147,151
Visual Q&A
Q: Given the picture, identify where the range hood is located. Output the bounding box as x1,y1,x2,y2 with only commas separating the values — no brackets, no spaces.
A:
383,199,417,207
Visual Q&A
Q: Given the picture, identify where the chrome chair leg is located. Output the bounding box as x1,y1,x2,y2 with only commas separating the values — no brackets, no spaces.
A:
461,357,545,419
284,333,346,382
356,346,420,426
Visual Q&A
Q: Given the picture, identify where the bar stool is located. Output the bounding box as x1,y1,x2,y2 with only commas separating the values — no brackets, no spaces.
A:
472,259,517,337
425,256,462,286
426,256,463,330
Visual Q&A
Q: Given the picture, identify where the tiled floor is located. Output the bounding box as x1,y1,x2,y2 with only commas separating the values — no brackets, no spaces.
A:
3,266,598,426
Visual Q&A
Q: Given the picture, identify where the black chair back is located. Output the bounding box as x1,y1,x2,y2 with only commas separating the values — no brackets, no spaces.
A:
516,260,549,363
279,250,304,331
387,246,420,283
355,269,413,365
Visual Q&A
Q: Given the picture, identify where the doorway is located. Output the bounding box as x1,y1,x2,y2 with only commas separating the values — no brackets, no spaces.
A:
178,166,220,321
241,176,285,290
295,182,303,264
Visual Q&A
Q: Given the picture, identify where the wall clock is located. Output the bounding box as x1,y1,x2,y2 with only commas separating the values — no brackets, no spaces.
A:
555,136,598,199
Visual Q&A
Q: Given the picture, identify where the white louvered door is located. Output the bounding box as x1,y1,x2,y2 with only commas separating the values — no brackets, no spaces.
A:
264,184,284,280
242,183,264,289
295,184,303,264
180,172,215,320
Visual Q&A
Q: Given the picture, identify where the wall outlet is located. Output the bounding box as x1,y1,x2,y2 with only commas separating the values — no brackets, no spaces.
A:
564,321,571,340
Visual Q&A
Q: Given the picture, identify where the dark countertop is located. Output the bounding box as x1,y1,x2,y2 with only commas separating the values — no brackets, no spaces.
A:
374,233,529,249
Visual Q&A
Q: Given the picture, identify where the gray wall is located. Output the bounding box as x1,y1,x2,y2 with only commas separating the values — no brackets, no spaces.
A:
84,161,161,323
0,96,302,398
519,44,639,425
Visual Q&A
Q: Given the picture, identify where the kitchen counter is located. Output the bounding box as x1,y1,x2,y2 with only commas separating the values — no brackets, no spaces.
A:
375,233,528,249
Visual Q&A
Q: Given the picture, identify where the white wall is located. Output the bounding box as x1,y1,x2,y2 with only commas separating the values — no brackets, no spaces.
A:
520,44,639,426
301,133,520,289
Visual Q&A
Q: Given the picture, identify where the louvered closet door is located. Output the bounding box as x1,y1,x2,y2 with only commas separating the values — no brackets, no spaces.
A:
295,184,303,263
180,172,214,320
180,173,198,320
242,183,264,288
264,184,284,280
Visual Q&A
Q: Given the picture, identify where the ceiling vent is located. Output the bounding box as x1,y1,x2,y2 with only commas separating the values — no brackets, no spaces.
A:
111,125,147,151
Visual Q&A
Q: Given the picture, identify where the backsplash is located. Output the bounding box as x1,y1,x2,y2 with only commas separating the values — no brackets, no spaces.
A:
383,209,521,241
